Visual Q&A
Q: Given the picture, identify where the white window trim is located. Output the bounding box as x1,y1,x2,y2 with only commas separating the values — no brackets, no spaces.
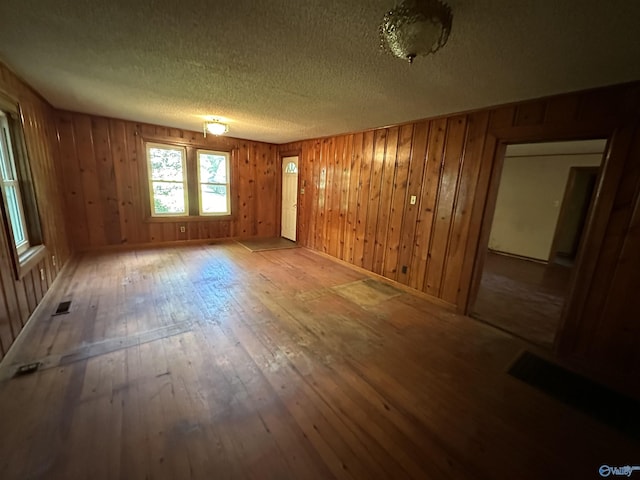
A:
146,142,189,217
197,149,231,216
0,111,30,254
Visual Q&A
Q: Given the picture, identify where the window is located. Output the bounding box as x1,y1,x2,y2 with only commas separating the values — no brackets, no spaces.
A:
0,92,45,279
146,143,188,216
197,150,230,215
0,112,29,254
284,161,298,174
144,140,232,218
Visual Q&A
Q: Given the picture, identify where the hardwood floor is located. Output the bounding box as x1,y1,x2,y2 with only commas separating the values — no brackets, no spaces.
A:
0,242,636,479
471,252,572,347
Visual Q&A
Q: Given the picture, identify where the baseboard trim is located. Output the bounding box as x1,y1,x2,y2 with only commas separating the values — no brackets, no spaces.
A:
488,249,548,265
0,254,77,372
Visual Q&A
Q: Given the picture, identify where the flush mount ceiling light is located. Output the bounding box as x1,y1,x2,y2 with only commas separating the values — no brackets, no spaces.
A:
380,0,452,64
203,120,229,137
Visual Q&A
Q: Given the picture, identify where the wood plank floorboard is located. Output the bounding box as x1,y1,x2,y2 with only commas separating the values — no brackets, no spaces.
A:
0,242,636,479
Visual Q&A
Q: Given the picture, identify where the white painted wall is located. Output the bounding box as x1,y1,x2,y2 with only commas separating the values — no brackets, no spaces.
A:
489,142,604,261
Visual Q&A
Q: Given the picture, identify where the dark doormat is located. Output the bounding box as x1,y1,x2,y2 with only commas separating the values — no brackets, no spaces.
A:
508,351,640,441
237,237,299,252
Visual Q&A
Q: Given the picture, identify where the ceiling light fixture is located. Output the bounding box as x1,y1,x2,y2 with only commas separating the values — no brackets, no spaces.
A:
203,120,229,137
380,0,452,64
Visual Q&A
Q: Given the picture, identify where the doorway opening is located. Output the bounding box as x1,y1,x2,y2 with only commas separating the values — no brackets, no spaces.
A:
281,155,299,241
470,139,606,348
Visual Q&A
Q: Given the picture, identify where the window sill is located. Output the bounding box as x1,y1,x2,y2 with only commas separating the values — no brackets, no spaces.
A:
145,215,234,223
17,244,47,280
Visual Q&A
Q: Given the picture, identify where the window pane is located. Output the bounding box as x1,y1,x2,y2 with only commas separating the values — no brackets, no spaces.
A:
200,184,228,214
199,153,227,183
285,161,298,174
5,185,26,246
152,182,186,214
0,122,14,181
149,147,184,181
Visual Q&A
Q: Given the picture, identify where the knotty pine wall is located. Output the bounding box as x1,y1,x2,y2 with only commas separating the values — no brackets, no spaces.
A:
0,64,71,360
281,82,640,391
54,111,278,250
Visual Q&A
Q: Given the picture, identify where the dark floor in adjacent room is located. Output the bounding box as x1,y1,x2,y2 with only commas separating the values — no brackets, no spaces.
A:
471,251,572,347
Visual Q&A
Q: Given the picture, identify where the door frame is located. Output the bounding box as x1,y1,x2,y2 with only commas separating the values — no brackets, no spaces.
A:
548,166,600,263
277,149,301,242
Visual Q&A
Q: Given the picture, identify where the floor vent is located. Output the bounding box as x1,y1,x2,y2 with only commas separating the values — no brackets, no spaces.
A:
53,300,71,316
15,362,40,376
508,351,640,441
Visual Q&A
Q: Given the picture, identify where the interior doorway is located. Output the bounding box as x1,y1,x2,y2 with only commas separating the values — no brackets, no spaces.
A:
281,156,298,241
470,139,606,347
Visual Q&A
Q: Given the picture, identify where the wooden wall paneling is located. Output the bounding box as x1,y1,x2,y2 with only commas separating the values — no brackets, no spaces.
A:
149,223,164,243
383,124,413,280
73,115,106,247
44,107,69,263
247,142,259,237
0,287,11,356
333,135,347,259
345,133,363,265
396,121,429,286
337,135,353,260
253,142,269,237
0,232,21,343
297,143,307,246
488,105,516,131
238,143,251,237
307,142,321,249
408,118,446,291
32,262,43,303
237,143,253,237
442,111,490,306
22,272,36,314
258,144,276,238
362,129,387,271
543,93,580,125
312,140,325,250
353,131,375,268
322,137,336,254
322,136,340,256
514,100,547,126
424,116,468,298
41,107,67,277
326,136,341,258
197,221,209,240
162,222,176,243
56,112,90,249
109,120,133,244
372,126,398,275
91,117,122,245
125,122,147,244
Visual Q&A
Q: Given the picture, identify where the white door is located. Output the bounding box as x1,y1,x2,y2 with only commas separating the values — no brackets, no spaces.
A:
281,156,298,241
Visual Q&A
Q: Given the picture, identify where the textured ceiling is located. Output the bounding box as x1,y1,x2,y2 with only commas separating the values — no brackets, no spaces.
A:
1,0,639,144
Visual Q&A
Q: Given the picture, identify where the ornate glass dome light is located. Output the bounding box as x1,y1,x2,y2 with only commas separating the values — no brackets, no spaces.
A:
203,119,229,137
380,0,453,64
